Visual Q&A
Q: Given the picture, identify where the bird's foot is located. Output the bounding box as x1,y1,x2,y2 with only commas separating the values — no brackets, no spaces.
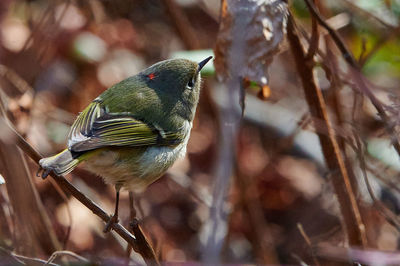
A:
129,218,139,229
36,167,51,180
103,214,119,233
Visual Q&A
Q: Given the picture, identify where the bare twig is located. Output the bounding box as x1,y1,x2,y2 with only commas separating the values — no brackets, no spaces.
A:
297,223,321,266
161,0,200,50
168,170,212,207
287,14,367,247
306,0,319,60
47,178,73,249
0,65,32,94
0,103,60,255
352,133,400,231
340,0,396,30
46,250,89,265
0,66,73,249
303,0,358,68
316,244,400,265
303,0,400,160
359,26,400,66
0,246,58,266
317,0,361,192
366,163,400,195
21,0,55,52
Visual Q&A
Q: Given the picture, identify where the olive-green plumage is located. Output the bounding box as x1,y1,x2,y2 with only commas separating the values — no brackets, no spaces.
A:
39,57,212,196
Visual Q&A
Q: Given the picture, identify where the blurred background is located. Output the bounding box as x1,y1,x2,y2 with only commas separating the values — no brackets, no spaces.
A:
0,0,400,265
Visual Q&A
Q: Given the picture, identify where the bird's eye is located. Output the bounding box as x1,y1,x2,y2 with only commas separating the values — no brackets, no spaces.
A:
187,79,194,89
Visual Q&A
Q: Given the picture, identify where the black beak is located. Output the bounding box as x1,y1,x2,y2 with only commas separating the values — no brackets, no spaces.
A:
197,56,213,73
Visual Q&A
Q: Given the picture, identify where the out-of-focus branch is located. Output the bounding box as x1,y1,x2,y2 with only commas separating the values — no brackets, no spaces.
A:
306,0,319,60
161,0,200,50
303,0,400,167
297,223,321,266
353,134,400,231
316,244,400,265
359,26,400,66
340,0,396,30
287,14,367,247
317,0,361,193
0,102,60,256
46,250,89,264
303,0,358,68
0,103,159,265
0,247,58,266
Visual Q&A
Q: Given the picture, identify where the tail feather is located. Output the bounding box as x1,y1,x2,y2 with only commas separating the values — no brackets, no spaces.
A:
39,149,80,178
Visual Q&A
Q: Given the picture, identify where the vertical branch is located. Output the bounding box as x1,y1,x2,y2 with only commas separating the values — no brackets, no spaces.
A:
202,80,239,262
0,143,61,255
0,100,60,255
287,15,367,247
161,0,200,50
317,1,360,193
306,0,319,59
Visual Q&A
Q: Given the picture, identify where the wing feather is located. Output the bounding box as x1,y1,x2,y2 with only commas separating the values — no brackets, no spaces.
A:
67,102,184,152
67,101,102,147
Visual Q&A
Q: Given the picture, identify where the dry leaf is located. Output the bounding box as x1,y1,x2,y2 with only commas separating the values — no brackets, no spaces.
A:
214,0,287,86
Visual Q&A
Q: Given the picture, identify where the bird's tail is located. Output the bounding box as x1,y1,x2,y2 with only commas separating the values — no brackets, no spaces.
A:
39,149,80,178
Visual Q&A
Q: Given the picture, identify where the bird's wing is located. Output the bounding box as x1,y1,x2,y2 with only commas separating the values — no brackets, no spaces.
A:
67,101,184,152
68,101,102,146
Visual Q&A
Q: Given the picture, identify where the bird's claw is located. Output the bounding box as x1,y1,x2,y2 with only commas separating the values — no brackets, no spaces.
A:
129,218,139,229
103,214,119,233
36,167,51,180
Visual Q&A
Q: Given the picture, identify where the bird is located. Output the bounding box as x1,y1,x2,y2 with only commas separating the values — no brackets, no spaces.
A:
39,56,212,231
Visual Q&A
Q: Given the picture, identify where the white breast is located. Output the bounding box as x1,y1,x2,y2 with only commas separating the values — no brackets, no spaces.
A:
124,120,193,191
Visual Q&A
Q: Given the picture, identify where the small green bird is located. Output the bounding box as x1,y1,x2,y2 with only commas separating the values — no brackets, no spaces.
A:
39,56,212,231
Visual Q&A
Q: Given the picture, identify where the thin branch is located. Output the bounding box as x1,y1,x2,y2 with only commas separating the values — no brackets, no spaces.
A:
352,133,400,231
302,0,400,171
366,163,400,195
287,14,367,247
297,223,321,266
359,26,400,66
167,171,212,207
47,178,72,249
0,246,58,266
161,0,200,50
46,250,89,265
0,65,32,94
316,244,400,265
303,0,358,68
340,0,396,30
305,0,319,60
